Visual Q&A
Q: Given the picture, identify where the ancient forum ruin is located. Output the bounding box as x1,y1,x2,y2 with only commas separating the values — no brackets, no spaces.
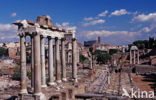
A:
13,15,78,100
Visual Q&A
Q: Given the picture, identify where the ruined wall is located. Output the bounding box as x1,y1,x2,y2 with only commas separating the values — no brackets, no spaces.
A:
134,65,156,74
36,15,52,26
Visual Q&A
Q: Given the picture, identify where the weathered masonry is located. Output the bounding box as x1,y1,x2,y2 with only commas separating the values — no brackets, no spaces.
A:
13,15,78,100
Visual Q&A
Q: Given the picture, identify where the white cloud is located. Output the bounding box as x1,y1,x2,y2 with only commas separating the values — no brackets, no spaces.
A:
83,19,105,26
56,22,77,31
132,13,156,35
110,9,129,16
11,13,17,17
0,23,18,41
0,24,17,31
84,17,94,21
132,13,156,22
141,27,151,33
98,10,108,17
85,30,138,38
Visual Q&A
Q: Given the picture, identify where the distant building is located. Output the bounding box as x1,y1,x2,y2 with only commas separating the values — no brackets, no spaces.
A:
8,48,20,59
97,36,101,44
0,43,4,47
84,40,97,48
5,42,16,48
64,30,75,42
84,36,110,52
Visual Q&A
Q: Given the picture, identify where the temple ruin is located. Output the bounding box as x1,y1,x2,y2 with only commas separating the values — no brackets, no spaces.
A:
13,15,78,100
129,46,139,64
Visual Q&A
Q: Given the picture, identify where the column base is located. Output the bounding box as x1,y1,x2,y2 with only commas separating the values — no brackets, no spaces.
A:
56,80,62,83
34,92,46,100
41,84,47,88
72,78,78,83
62,78,67,82
48,82,57,86
19,89,28,94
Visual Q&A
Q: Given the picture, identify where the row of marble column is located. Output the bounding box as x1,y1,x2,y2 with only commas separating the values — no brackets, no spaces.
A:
130,50,139,64
19,33,77,96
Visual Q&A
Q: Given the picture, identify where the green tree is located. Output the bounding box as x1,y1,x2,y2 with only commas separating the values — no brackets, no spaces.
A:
12,66,20,80
109,49,118,55
12,66,32,80
0,47,8,56
94,50,111,64
79,54,87,64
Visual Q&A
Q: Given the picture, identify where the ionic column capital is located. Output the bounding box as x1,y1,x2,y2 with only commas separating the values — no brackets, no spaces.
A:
40,35,47,39
48,36,54,40
55,37,59,40
19,32,26,37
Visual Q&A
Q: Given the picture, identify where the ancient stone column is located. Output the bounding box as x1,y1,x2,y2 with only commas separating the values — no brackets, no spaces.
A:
130,50,132,64
31,36,34,91
40,36,47,88
133,50,136,64
90,58,93,69
20,35,27,94
53,45,56,78
137,50,140,64
61,38,67,81
72,38,77,82
33,34,42,96
55,37,61,83
48,37,55,86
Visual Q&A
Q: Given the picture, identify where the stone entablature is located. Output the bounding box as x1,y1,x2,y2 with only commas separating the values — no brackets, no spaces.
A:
13,20,65,39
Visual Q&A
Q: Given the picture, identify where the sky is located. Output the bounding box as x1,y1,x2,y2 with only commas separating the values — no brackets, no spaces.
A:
0,0,156,45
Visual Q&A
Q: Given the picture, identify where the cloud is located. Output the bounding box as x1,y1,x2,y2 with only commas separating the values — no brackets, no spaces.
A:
132,13,156,35
84,17,94,21
11,13,17,17
132,13,156,22
98,10,108,17
0,23,18,41
83,19,105,26
56,22,77,31
84,30,138,38
110,9,129,16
